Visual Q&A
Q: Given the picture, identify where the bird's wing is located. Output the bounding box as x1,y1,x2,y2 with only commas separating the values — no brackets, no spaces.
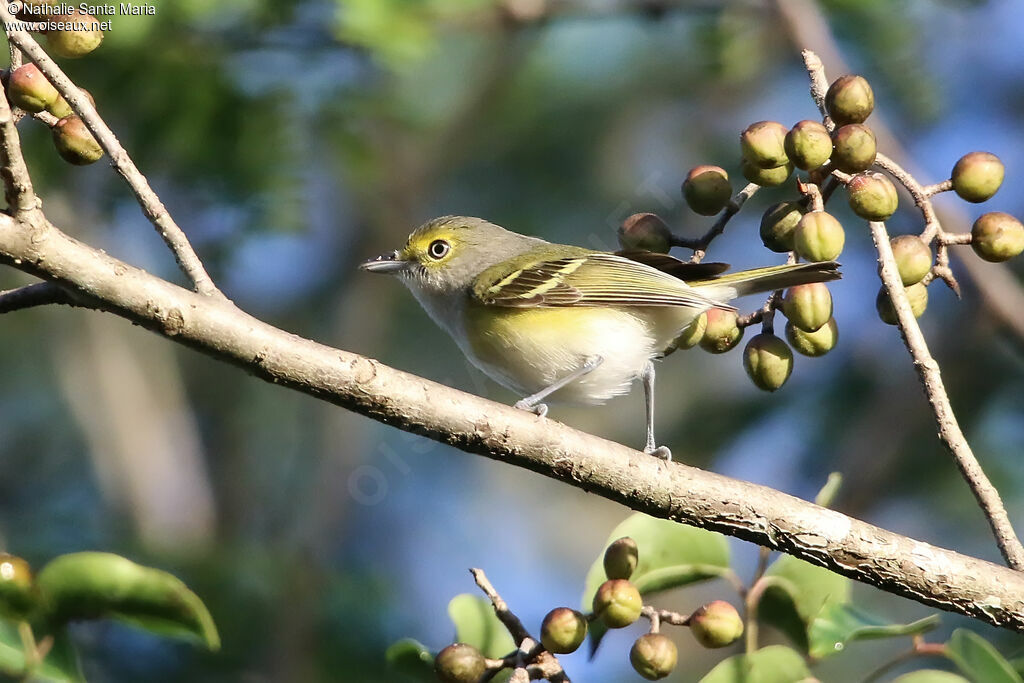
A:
471,251,727,309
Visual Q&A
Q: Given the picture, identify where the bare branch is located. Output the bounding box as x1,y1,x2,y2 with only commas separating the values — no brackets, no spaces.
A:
0,282,76,313
1,212,1024,629
869,220,1024,569
1,21,222,298
923,179,953,197
471,568,569,682
0,41,37,214
470,568,533,645
673,183,758,262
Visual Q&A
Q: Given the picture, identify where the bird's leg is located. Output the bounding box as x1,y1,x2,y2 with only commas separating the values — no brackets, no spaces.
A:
514,355,603,418
641,360,672,460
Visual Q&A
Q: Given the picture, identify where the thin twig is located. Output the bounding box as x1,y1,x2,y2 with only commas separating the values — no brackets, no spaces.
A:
641,605,690,630
870,221,1024,569
673,183,759,262
0,282,76,313
922,179,952,197
802,49,833,126
2,19,222,298
470,568,571,682
0,48,37,214
470,568,533,644
873,153,943,242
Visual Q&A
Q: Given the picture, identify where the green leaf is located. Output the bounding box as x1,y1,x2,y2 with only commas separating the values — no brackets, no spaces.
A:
0,621,83,682
35,552,219,651
814,472,843,508
891,672,970,683
807,603,939,659
447,594,515,659
946,628,1022,683
1009,656,1024,677
385,638,434,680
699,644,813,683
758,554,851,652
581,513,731,654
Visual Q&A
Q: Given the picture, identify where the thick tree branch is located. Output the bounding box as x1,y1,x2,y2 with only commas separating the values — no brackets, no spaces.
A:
870,221,1024,569
1,212,1024,631
0,13,221,298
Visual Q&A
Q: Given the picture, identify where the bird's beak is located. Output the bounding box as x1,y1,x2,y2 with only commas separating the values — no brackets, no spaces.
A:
360,251,409,274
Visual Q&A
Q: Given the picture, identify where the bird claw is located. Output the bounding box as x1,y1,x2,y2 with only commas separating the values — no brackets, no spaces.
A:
645,445,672,461
514,400,548,418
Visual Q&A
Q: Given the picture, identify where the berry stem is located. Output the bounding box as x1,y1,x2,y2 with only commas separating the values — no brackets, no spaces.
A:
674,183,759,262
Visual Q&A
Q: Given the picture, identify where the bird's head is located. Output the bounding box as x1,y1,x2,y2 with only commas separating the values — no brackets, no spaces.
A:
360,216,538,296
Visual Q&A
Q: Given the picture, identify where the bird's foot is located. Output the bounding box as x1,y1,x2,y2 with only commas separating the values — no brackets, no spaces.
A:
644,445,672,461
514,399,548,418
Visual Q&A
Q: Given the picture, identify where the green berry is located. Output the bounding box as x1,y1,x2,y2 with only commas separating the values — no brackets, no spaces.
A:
682,165,732,216
44,10,104,58
52,115,104,165
971,212,1024,262
434,643,486,683
831,124,877,173
784,120,833,170
786,318,838,357
47,86,96,119
699,308,743,354
689,600,744,649
743,333,793,392
794,211,845,262
6,64,59,112
782,282,832,332
847,172,898,221
952,152,1004,203
876,283,928,325
825,75,875,126
618,213,672,254
592,579,643,629
740,158,794,188
759,202,804,253
540,607,588,654
740,121,789,169
630,633,678,680
0,554,35,619
665,312,706,354
603,537,639,580
889,235,932,285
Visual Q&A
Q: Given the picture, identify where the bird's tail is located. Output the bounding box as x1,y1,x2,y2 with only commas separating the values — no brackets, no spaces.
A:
690,261,840,302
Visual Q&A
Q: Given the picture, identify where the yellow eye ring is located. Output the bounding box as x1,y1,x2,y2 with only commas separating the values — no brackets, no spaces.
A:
428,239,450,259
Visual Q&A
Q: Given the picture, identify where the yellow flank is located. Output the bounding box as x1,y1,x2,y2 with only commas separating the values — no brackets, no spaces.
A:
462,301,697,403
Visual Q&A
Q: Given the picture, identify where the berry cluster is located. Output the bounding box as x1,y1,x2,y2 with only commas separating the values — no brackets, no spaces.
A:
433,537,743,682
3,6,105,165
617,72,1024,393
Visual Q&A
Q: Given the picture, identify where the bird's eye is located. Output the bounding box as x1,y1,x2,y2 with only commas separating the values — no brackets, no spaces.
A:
428,239,450,259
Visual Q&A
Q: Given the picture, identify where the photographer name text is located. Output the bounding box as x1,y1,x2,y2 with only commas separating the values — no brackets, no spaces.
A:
19,3,155,15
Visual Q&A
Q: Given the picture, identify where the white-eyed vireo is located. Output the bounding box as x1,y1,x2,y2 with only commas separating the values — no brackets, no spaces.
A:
361,216,839,458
